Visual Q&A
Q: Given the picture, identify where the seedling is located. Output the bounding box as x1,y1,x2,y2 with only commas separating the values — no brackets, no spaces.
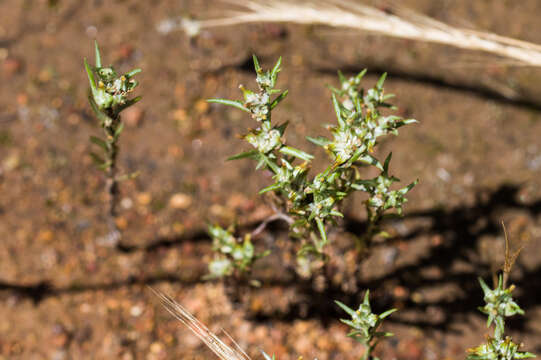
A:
468,224,534,360
84,41,141,245
467,275,535,360
205,224,270,280
208,56,417,276
336,291,396,360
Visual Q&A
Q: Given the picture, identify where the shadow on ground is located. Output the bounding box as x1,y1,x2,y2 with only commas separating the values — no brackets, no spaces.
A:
1,183,540,333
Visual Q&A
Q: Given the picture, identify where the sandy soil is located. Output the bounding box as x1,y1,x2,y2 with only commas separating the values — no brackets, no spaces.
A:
1,0,541,359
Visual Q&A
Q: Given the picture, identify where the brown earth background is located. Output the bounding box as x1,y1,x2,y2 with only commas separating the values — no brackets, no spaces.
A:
1,0,541,359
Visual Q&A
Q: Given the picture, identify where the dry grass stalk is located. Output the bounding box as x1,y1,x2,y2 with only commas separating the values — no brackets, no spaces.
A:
501,221,527,288
151,288,251,360
196,0,541,67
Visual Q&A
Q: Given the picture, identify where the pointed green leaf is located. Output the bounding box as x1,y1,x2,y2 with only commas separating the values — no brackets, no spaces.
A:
279,146,313,162
259,183,281,194
497,274,503,289
271,56,282,79
355,97,362,112
398,179,418,195
84,58,97,98
306,136,330,147
89,135,109,152
94,41,102,68
355,68,368,82
98,162,111,171
89,151,104,165
354,153,382,170
351,184,366,191
374,331,395,337
331,94,345,128
515,352,536,359
114,122,124,140
354,179,378,187
207,98,250,113
262,155,279,174
379,308,397,319
126,68,142,78
117,96,142,113
363,290,370,305
335,300,357,317
327,85,342,95
127,79,139,91
376,72,387,90
256,250,271,260
341,319,357,328
115,171,140,182
227,150,259,161
403,118,418,125
88,95,113,125
315,217,327,247
337,70,346,84
275,121,289,136
383,152,392,172
478,277,491,296
252,54,261,73
270,90,288,109
255,157,266,170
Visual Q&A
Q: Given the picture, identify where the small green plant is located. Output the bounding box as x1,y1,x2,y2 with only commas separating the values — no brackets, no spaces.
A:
84,41,141,245
208,56,417,276
335,291,396,360
467,275,535,360
205,225,270,280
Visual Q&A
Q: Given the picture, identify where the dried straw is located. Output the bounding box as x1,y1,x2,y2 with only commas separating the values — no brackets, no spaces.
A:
151,288,252,360
194,0,541,67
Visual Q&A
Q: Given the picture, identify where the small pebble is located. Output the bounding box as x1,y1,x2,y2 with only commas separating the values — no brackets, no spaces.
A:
86,25,98,37
169,193,192,210
137,192,152,205
150,341,164,353
130,305,143,317
194,99,209,114
121,197,133,209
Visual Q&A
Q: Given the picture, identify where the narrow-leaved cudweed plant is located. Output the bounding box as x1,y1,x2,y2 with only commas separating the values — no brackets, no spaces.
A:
467,275,535,360
84,41,141,245
204,224,270,279
336,291,396,360
207,56,417,277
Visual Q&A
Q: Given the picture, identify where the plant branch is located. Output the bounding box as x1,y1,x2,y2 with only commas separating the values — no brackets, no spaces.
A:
251,212,294,237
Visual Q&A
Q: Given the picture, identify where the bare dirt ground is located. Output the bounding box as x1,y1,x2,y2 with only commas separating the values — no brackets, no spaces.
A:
1,1,541,359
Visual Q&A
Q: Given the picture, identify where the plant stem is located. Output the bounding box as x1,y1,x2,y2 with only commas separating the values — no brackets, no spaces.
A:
251,212,294,237
103,114,121,245
361,343,373,360
224,272,245,306
358,206,383,251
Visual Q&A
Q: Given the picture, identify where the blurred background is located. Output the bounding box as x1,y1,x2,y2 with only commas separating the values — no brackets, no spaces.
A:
1,0,541,359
